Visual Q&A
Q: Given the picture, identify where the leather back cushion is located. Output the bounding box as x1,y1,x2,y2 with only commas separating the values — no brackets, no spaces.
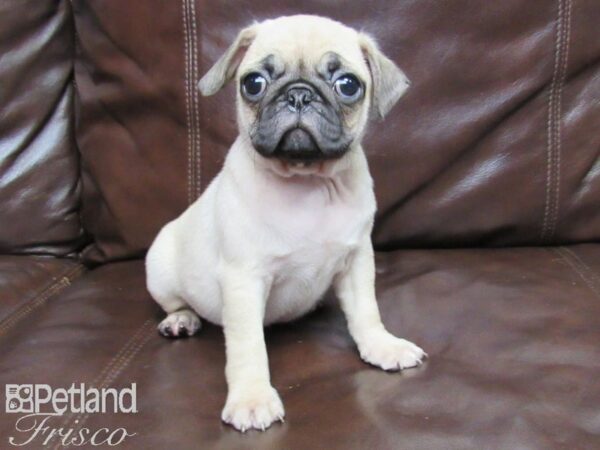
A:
0,0,84,256
74,0,600,263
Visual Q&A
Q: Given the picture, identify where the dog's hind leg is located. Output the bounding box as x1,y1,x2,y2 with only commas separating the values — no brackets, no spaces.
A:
146,223,202,338
158,307,202,338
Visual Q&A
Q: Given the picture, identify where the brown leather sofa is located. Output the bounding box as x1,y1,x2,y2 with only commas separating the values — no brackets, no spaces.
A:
1,1,599,448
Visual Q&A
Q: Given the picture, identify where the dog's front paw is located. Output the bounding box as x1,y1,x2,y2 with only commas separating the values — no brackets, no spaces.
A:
358,331,427,371
221,385,285,432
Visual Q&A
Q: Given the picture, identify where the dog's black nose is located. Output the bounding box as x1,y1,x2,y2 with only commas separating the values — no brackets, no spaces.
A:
287,86,313,112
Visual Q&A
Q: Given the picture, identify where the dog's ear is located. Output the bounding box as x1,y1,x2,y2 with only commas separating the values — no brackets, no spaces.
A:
198,25,258,96
359,33,410,120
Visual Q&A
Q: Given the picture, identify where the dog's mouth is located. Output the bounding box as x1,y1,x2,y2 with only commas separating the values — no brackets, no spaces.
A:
253,126,349,177
278,159,324,174
273,128,323,162
270,129,330,176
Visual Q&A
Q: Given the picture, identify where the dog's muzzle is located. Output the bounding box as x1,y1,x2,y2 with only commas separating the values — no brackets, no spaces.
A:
252,81,350,162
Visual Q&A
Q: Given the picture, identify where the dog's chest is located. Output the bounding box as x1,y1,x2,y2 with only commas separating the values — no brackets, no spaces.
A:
255,176,370,253
252,176,372,323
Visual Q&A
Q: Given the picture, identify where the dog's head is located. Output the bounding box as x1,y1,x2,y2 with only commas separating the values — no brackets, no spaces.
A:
199,15,409,174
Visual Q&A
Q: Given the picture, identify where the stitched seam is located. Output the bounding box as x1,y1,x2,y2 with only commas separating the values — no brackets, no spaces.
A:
542,0,564,242
549,0,572,237
565,248,600,286
554,248,600,300
0,264,86,338
190,0,201,199
182,0,193,205
51,319,155,450
51,320,153,434
548,0,562,240
187,0,198,202
63,325,155,448
560,247,600,289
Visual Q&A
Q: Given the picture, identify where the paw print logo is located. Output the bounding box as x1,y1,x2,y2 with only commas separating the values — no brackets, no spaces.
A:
5,385,34,413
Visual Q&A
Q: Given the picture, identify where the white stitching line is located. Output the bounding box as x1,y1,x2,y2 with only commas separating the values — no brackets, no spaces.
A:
549,0,572,237
542,0,564,241
186,0,197,201
190,0,201,199
0,265,85,338
561,247,600,288
182,0,193,205
546,0,565,240
549,0,565,240
61,326,155,449
554,248,600,300
51,320,155,450
51,320,152,432
549,0,563,240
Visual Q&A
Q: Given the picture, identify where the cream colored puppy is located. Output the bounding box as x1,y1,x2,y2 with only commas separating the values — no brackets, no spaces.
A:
146,15,425,432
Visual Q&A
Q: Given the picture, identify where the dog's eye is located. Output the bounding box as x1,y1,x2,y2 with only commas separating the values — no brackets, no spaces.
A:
242,73,267,98
334,74,362,100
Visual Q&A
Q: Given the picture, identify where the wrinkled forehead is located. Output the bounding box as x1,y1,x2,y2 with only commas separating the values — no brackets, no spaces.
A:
240,18,369,80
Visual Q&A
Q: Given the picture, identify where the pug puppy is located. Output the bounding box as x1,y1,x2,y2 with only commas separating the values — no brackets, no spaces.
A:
146,14,426,432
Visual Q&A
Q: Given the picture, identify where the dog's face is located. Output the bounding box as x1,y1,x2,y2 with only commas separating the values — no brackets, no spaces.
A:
199,15,409,173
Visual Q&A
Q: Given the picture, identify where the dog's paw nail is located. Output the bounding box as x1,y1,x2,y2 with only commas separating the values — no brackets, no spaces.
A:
360,333,426,372
158,310,201,339
222,386,284,432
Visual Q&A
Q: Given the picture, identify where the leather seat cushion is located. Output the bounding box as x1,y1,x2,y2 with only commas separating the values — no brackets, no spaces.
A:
1,246,599,448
